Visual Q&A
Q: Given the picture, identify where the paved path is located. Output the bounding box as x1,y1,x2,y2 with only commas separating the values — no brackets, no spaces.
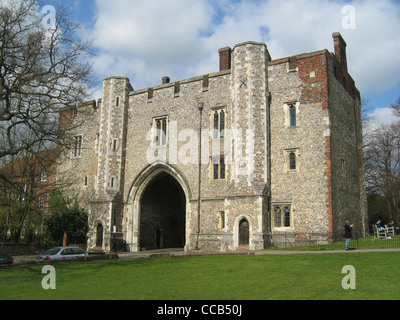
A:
117,247,400,259
10,248,400,265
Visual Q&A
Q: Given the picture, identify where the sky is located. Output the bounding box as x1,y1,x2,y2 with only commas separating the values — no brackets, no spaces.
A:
42,0,400,125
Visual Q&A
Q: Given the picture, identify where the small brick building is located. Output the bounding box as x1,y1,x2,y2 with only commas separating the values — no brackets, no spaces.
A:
57,32,367,252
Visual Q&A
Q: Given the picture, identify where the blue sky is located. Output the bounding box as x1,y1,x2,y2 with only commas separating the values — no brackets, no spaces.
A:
41,0,400,124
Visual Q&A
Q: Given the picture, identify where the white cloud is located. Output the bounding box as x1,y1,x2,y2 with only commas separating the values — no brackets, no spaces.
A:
89,0,215,88
85,0,400,98
367,107,397,125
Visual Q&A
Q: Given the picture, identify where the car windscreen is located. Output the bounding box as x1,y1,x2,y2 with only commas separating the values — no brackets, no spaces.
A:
44,248,61,255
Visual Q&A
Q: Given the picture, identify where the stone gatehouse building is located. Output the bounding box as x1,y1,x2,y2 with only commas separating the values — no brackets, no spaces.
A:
57,32,367,252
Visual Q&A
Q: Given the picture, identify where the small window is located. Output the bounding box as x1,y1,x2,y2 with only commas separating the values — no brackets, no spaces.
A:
340,158,346,177
213,112,219,139
74,135,82,157
213,162,219,180
84,176,88,186
113,139,118,150
38,195,45,209
40,167,47,182
212,157,226,180
116,97,120,107
285,149,298,172
220,110,225,138
153,117,167,146
273,205,292,228
289,105,296,127
283,206,291,227
274,207,282,227
212,108,226,139
289,152,296,170
219,211,225,231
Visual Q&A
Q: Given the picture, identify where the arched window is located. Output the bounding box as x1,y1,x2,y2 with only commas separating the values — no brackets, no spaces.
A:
212,109,226,139
220,110,225,138
213,111,219,139
283,206,291,227
162,119,167,145
273,205,292,228
289,105,296,127
154,117,167,146
289,152,296,170
274,207,282,227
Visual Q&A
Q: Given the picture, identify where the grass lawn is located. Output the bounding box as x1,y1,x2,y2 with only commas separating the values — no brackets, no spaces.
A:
1,251,399,300
269,235,400,251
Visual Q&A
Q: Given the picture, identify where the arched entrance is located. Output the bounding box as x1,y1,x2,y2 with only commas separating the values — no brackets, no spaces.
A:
239,218,249,246
139,172,186,250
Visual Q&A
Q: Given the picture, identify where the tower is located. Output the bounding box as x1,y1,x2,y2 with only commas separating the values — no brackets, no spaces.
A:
87,76,132,252
225,41,272,250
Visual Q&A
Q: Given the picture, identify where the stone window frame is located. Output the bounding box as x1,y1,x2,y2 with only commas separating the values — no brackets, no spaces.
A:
72,134,83,158
210,106,226,140
112,138,119,151
152,116,168,147
284,101,300,128
209,155,226,181
284,147,299,172
108,175,118,190
271,203,294,230
218,211,226,231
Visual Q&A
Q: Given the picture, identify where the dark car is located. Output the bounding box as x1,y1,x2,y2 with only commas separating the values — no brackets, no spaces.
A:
0,253,14,265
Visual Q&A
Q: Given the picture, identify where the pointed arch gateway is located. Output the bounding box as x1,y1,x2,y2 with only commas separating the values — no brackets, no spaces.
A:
126,163,191,252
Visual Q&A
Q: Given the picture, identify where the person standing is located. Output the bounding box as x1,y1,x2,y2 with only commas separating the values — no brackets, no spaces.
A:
344,221,353,251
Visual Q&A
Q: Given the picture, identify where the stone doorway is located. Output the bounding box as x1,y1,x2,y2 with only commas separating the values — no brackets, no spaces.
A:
96,223,103,248
139,173,186,250
239,218,249,246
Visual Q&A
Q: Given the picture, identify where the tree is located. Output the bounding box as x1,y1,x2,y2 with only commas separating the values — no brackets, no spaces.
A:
0,0,94,183
364,96,400,225
391,96,400,118
44,189,88,245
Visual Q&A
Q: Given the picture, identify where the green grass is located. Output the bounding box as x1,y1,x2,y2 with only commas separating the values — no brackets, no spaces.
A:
269,235,400,251
1,252,400,300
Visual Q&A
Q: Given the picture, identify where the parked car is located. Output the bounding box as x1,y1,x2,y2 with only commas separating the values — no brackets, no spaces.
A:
36,246,88,262
0,253,14,265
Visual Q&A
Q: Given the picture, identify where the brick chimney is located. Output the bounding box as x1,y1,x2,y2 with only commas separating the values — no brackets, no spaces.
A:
332,32,348,72
218,47,232,71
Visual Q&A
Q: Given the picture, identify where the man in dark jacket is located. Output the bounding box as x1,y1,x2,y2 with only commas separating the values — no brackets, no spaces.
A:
344,221,352,251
